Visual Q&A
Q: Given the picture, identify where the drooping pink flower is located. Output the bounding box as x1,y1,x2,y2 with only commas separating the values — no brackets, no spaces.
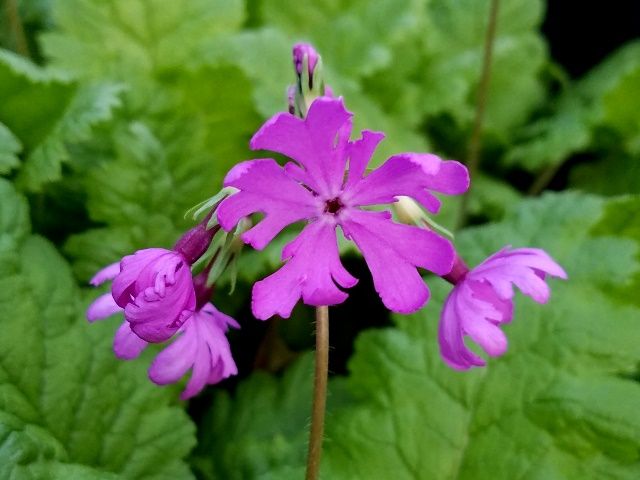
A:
438,247,567,370
87,265,239,399
148,303,239,400
217,98,469,319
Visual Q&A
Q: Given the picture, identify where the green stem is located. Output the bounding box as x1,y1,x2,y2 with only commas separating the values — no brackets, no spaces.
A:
305,305,329,480
5,0,31,58
457,0,500,229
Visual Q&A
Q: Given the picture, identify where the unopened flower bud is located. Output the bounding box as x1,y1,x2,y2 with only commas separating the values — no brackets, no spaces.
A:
290,42,328,118
173,212,220,265
293,43,319,79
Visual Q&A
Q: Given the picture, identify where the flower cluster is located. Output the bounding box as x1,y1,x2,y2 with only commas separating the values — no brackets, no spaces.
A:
87,42,567,399
87,216,239,399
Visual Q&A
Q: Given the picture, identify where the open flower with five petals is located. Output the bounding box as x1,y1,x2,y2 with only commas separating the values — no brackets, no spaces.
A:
217,97,469,319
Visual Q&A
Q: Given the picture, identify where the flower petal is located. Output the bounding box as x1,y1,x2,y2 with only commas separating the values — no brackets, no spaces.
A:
252,220,357,320
180,336,210,400
200,302,240,330
438,289,486,370
87,293,121,322
125,258,196,342
89,262,120,286
111,248,169,307
113,320,148,360
148,326,197,385
249,97,353,197
344,153,469,213
344,130,385,188
218,159,318,250
341,209,454,313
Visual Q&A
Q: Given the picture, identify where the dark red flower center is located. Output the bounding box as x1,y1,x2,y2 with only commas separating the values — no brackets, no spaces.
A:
324,197,343,215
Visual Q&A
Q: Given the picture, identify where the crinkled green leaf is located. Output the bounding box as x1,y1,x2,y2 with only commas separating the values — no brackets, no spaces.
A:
0,179,196,478
506,41,640,171
590,195,640,307
43,0,244,79
365,0,547,137
320,192,640,479
0,49,122,190
16,81,124,190
65,64,259,280
0,121,21,174
192,354,314,479
261,0,423,79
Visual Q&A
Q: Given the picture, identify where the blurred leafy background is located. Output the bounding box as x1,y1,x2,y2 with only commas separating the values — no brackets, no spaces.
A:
0,0,639,478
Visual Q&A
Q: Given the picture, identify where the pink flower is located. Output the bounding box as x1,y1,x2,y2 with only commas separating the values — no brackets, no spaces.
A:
87,265,239,400
148,303,239,400
110,249,196,342
438,247,567,370
217,98,469,319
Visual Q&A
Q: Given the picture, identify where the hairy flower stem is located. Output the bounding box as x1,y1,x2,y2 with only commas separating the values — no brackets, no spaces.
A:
457,0,500,229
5,0,31,58
306,305,329,480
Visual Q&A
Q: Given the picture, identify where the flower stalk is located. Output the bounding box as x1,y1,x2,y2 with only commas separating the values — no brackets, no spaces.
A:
457,0,500,228
306,305,330,480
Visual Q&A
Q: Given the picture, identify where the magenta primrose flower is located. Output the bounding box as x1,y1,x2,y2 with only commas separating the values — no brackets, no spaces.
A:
87,265,239,400
439,247,567,370
217,98,470,319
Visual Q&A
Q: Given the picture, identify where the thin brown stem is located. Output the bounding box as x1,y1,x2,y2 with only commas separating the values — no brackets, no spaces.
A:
305,305,329,480
528,161,561,195
457,0,500,229
5,0,31,58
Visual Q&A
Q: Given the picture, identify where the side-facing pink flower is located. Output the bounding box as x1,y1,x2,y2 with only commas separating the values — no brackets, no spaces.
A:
217,98,469,319
87,265,239,400
110,248,196,342
439,247,567,370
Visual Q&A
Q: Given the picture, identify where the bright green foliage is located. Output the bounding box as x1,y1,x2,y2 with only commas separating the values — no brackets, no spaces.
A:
0,179,196,479
42,0,245,80
321,192,640,479
0,49,122,190
65,64,259,281
506,41,640,172
364,0,547,137
590,196,640,306
192,354,314,479
0,122,21,174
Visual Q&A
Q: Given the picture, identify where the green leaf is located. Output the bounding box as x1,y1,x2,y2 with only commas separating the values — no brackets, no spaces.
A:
192,353,354,479
43,0,245,79
506,41,640,171
364,0,548,137
192,354,314,479
321,192,640,479
0,178,196,478
65,64,259,280
0,122,21,174
261,0,423,79
0,49,122,191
